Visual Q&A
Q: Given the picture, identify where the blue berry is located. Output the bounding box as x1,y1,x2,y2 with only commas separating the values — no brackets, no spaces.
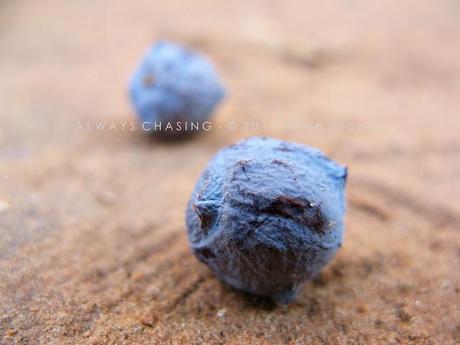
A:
129,41,225,137
186,137,347,304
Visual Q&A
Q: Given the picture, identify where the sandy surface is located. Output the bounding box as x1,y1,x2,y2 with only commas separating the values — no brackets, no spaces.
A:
1,0,459,344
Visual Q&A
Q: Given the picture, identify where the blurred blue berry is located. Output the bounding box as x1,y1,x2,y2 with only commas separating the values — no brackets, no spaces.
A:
129,41,225,137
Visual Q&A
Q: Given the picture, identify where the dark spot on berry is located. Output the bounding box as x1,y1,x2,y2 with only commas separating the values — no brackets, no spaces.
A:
195,248,216,263
143,74,155,87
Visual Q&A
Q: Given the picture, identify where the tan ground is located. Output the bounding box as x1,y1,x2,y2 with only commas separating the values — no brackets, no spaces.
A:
1,0,459,344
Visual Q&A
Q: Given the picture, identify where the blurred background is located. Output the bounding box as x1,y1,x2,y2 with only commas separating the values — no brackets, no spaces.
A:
0,0,459,344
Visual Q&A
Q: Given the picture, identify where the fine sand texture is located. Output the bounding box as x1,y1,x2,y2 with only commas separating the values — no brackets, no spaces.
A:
1,0,459,344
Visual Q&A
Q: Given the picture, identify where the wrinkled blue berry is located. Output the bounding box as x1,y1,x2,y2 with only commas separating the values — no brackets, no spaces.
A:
129,41,225,137
186,137,347,304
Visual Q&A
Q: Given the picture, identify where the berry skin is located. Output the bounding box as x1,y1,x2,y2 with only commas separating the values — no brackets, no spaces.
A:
186,137,347,304
129,41,225,137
